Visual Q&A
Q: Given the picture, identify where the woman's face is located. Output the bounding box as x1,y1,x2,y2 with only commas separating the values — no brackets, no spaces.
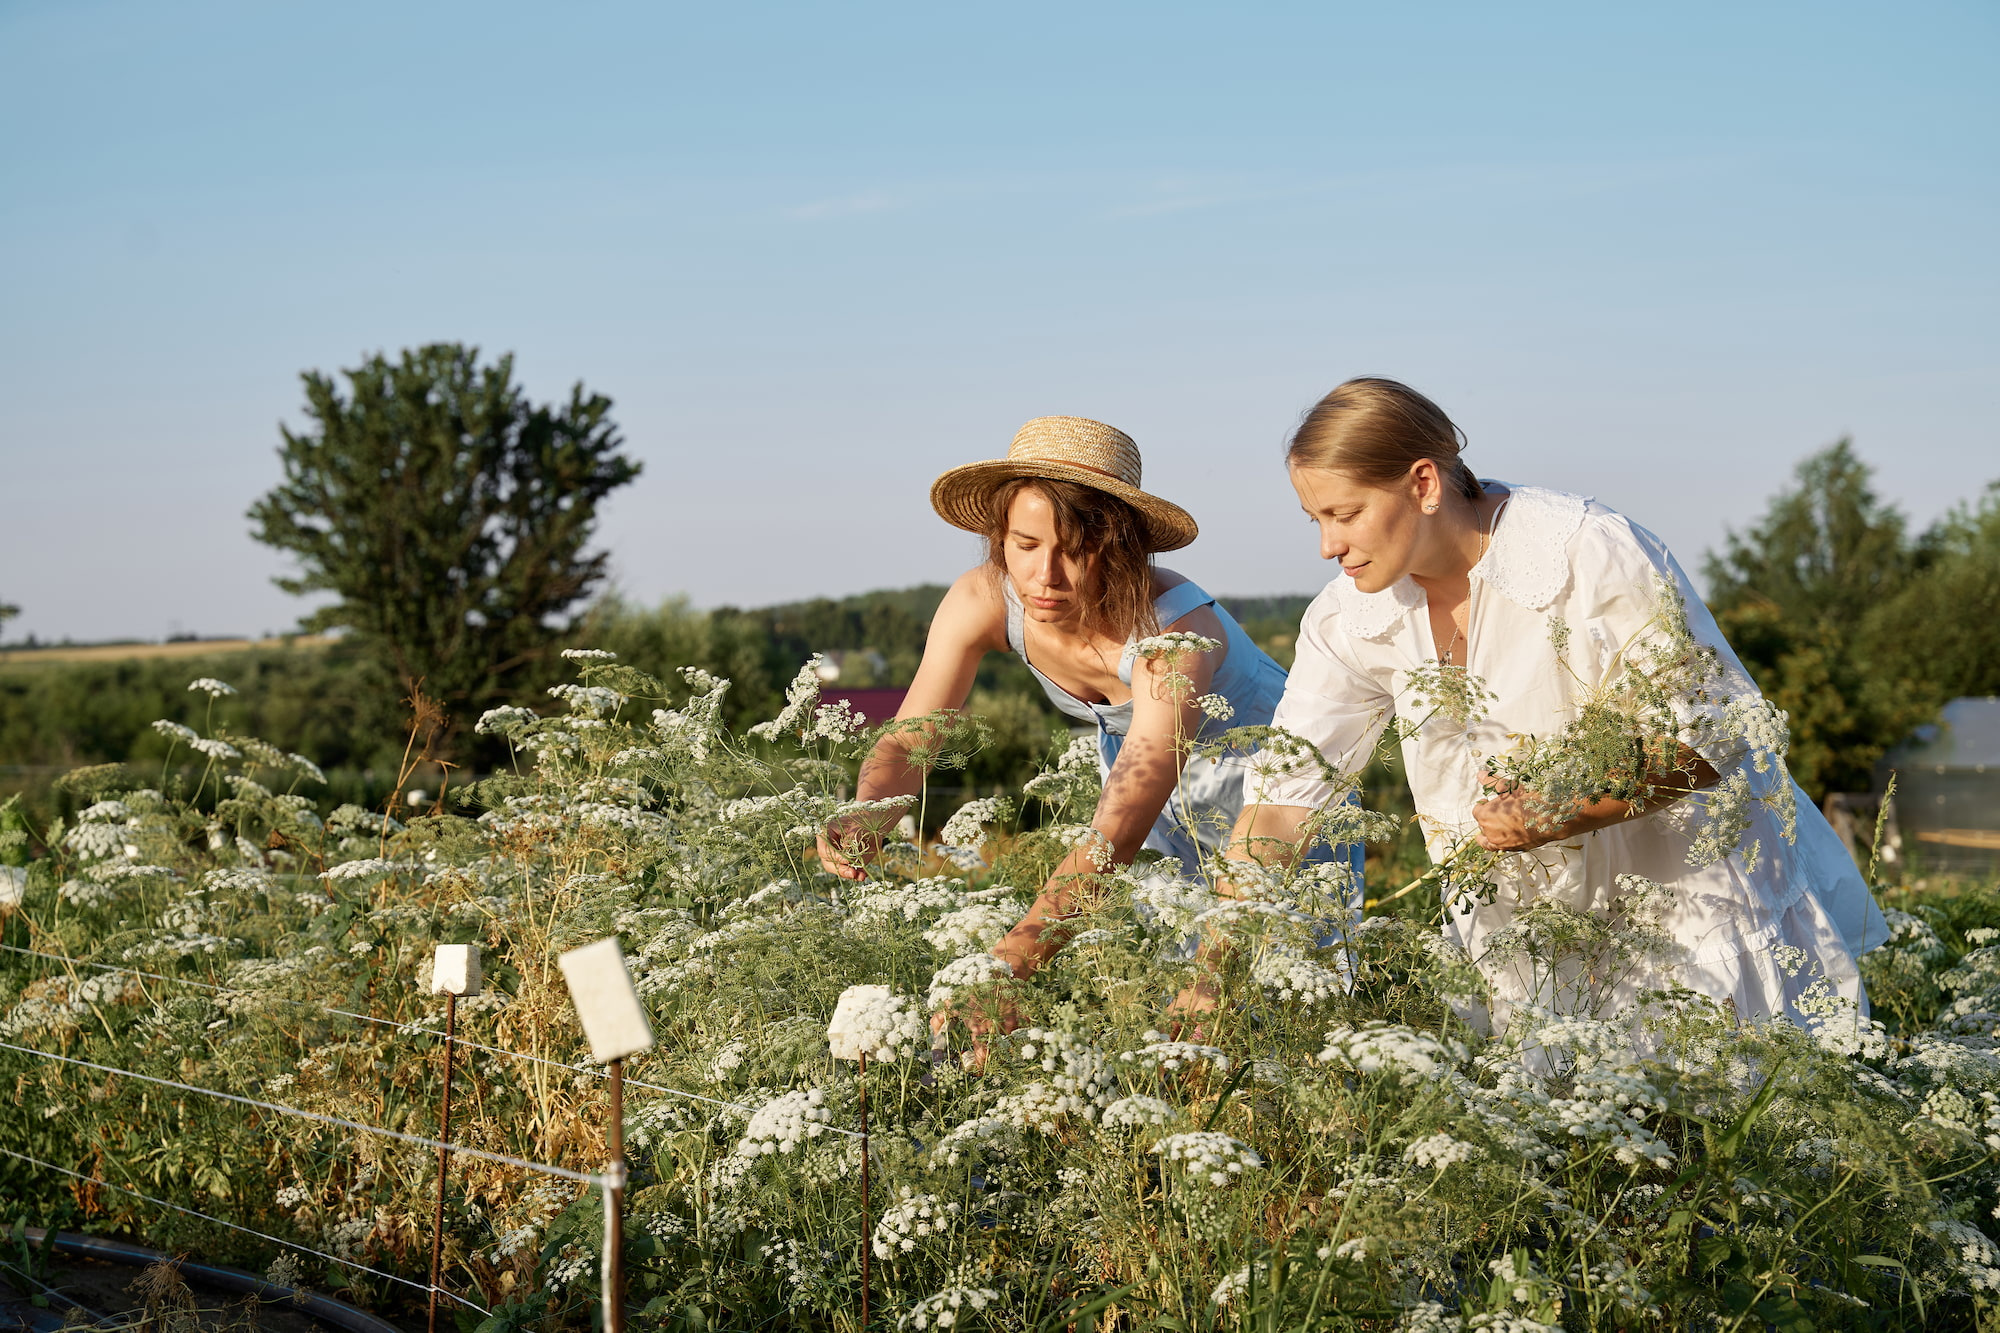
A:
1289,464,1425,593
1003,487,1095,627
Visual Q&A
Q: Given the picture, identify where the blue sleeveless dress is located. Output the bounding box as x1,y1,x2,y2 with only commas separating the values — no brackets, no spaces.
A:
1002,578,1364,907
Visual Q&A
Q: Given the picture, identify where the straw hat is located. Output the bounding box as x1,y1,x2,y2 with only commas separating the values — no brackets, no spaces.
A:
929,416,1199,552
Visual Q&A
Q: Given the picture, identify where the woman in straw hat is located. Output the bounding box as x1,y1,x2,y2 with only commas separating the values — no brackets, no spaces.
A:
818,416,1362,1038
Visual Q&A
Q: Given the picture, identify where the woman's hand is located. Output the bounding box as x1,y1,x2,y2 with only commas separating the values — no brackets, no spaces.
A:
929,964,1026,1072
816,814,882,881
1164,975,1221,1043
1473,774,1630,851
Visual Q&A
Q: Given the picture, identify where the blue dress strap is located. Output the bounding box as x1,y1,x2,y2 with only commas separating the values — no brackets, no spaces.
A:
1119,581,1222,684
1000,579,1028,656
1153,580,1217,625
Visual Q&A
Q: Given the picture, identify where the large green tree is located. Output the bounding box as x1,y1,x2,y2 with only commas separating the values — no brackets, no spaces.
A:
249,344,640,744
1704,441,1936,797
1868,481,2000,703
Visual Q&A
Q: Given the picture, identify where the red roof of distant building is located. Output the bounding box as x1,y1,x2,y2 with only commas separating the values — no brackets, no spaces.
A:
820,688,907,725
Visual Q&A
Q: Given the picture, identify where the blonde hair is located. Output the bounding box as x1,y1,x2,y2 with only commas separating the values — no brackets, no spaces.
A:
1286,377,1482,502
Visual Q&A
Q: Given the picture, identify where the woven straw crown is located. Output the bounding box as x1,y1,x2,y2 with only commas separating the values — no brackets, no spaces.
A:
929,416,1198,552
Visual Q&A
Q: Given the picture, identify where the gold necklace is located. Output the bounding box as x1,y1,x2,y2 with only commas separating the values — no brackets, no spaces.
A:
1441,501,1502,667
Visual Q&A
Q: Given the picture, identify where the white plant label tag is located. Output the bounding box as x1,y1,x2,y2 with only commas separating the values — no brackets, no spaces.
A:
558,936,656,1063
431,943,482,997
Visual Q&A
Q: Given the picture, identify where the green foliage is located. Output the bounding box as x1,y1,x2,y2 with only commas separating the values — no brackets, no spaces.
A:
247,343,640,745
0,645,399,773
5,655,2000,1332
1705,441,2000,798
1871,481,2000,703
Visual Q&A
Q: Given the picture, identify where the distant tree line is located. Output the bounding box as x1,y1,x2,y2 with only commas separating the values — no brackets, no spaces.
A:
4,345,1992,820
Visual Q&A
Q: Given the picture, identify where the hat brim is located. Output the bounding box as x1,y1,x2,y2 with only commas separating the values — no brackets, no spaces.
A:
930,459,1199,553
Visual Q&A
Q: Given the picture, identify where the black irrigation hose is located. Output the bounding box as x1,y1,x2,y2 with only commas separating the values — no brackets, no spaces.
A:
22,1229,403,1333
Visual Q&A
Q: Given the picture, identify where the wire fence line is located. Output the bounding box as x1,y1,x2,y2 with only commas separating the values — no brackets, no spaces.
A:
0,1147,493,1317
0,940,868,1139
2,942,885,1327
0,1040,607,1187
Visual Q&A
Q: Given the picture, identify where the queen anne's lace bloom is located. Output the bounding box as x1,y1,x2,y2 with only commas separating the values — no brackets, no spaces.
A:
322,859,403,882
872,1189,961,1259
926,1114,1023,1168
1251,950,1349,1006
922,903,1019,955
548,683,625,717
749,657,828,741
850,876,965,928
737,1089,832,1156
1153,1131,1263,1188
826,985,927,1062
1120,1033,1230,1074
1101,1095,1179,1131
1405,1132,1484,1170
938,796,1013,850
1133,632,1222,659
899,1286,999,1329
1318,1022,1468,1085
809,699,869,741
187,677,237,697
476,706,539,736
926,954,1016,1011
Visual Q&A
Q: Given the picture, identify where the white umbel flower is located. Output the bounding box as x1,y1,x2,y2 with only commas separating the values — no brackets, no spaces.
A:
826,985,928,1062
1153,1131,1263,1188
926,954,1015,1011
899,1285,1000,1329
1318,1022,1468,1085
736,1089,832,1156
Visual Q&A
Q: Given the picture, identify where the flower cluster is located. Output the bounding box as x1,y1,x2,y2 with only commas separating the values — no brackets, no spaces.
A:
826,985,928,1062
1153,1131,1263,1187
926,954,1016,1011
736,1089,833,1156
1318,1022,1468,1085
899,1286,1000,1329
873,1189,962,1260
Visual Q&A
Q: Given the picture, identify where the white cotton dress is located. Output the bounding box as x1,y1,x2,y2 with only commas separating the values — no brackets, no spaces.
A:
1253,483,1889,1031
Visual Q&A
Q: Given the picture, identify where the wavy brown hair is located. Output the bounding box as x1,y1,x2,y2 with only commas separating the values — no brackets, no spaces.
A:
984,478,1159,643
1287,377,1483,502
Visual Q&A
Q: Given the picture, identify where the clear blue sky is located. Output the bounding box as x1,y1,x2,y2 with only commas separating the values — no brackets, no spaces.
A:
2,0,1993,643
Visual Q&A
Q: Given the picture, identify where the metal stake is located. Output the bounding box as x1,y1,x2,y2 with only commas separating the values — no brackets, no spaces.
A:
427,992,458,1333
605,1057,626,1333
859,1049,870,1330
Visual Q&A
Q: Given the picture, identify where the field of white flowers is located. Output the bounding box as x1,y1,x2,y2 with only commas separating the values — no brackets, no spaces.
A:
3,648,2000,1332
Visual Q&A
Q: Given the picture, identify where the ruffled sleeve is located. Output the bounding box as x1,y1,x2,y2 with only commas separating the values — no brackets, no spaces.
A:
1251,583,1394,809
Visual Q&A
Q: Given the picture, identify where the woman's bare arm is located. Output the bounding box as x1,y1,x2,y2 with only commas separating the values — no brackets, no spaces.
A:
1164,800,1320,1019
990,605,1226,977
817,570,1008,879
1473,743,1722,852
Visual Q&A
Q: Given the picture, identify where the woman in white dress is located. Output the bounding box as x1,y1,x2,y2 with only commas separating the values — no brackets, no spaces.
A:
1219,377,1887,1033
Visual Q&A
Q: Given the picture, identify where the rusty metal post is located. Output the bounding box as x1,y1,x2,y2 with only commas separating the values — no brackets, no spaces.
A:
858,1049,870,1330
427,991,458,1333
606,1056,626,1333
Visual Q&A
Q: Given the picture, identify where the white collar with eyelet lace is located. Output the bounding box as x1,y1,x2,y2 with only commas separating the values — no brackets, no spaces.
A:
1330,483,1590,640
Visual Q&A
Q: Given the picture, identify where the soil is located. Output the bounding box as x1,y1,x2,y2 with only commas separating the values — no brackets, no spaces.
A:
0,1252,354,1333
